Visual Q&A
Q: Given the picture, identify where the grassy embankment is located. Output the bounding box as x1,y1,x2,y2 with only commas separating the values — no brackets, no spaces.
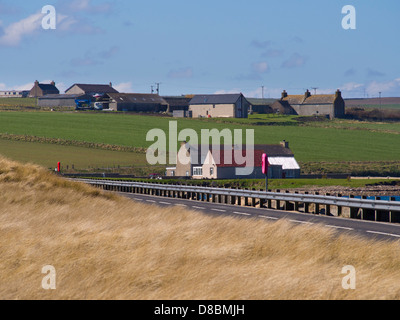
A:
0,111,398,176
1,155,400,300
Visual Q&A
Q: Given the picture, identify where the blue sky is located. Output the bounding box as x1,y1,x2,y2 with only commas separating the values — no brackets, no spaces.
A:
0,0,399,98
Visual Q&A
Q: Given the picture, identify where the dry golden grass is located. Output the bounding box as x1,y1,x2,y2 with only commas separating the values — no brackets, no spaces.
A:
1,155,400,300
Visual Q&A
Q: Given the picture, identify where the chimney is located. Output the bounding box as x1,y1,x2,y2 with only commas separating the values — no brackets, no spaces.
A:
50,81,55,86
281,90,288,99
34,80,39,86
280,140,289,149
109,82,113,87
335,89,342,98
305,89,311,99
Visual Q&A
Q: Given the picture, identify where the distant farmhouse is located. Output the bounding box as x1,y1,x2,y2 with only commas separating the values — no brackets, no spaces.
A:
38,83,120,108
105,93,169,112
166,141,300,179
0,90,29,98
188,93,250,118
65,83,119,96
272,89,345,119
29,80,59,98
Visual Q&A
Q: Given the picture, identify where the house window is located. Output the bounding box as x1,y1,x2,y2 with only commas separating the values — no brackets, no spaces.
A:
186,171,189,177
171,171,175,176
193,167,203,176
210,167,214,176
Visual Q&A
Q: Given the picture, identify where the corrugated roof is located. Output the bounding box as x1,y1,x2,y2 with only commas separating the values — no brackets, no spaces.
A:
268,157,300,170
107,93,168,105
189,94,243,105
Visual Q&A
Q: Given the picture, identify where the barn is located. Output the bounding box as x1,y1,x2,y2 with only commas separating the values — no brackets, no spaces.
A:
106,93,169,112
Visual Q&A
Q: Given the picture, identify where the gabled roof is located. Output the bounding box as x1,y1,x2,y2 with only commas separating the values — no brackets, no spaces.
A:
37,83,59,94
282,94,338,105
106,93,168,105
65,83,119,94
189,93,244,105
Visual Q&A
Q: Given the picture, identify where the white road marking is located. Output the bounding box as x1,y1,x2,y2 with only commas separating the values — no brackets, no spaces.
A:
258,215,278,220
290,220,314,225
212,209,227,212
325,225,354,231
175,204,187,207
234,212,251,216
133,198,143,201
159,201,172,205
146,200,156,203
192,206,205,210
367,231,400,238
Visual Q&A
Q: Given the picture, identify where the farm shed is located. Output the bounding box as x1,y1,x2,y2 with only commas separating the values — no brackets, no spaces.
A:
106,93,169,112
162,96,192,112
189,93,250,118
38,94,93,108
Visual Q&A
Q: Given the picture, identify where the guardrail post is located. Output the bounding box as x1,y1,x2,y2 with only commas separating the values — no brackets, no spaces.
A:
304,191,310,213
251,189,256,207
325,193,331,215
284,190,294,211
276,190,281,210
337,194,342,217
390,197,395,223
314,192,320,214
294,192,300,211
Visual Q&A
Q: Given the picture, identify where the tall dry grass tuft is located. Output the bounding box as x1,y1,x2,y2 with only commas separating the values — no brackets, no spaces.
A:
1,155,400,300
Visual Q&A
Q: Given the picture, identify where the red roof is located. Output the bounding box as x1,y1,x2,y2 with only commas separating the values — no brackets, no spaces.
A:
211,149,265,168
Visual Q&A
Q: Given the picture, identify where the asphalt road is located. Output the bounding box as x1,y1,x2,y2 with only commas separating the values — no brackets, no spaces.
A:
121,192,400,242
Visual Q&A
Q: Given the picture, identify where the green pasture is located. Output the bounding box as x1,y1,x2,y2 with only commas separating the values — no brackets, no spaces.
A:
0,111,399,163
0,139,147,171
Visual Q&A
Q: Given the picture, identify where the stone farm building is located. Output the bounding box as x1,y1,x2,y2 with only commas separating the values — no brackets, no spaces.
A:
29,80,59,98
189,93,250,118
166,141,300,179
272,89,345,119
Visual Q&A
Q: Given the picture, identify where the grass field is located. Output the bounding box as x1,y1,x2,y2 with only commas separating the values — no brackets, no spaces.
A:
2,156,400,300
0,98,37,107
0,111,398,175
0,139,147,171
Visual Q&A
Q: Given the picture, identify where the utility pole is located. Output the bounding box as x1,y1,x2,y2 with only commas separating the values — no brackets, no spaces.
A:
155,83,161,95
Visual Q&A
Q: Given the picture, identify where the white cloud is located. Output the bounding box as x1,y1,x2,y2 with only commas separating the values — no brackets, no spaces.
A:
0,12,43,46
114,82,133,93
366,79,400,96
